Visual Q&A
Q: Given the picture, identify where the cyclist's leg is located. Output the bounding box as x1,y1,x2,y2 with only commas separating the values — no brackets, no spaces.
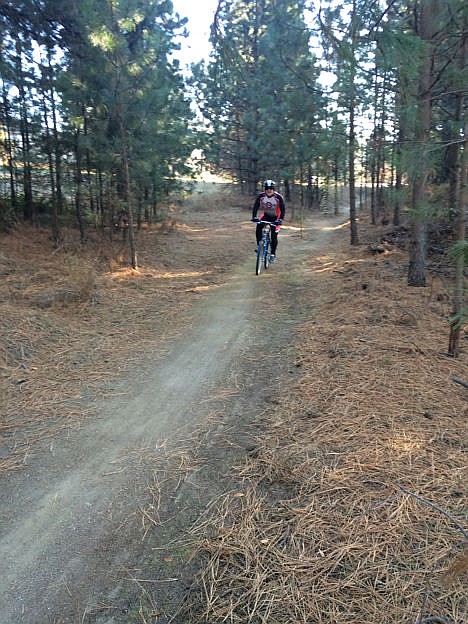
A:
256,222,263,245
270,228,278,255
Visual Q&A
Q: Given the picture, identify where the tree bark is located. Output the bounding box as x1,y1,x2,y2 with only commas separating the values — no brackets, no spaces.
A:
407,1,437,287
117,111,137,269
15,38,34,222
393,100,403,227
448,27,467,357
74,128,88,244
348,0,359,245
1,75,17,210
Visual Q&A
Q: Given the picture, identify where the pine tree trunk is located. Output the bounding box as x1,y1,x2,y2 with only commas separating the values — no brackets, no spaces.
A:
407,1,437,287
370,65,378,225
334,161,339,215
74,129,88,244
394,112,403,227
15,39,34,221
348,0,359,245
349,95,359,245
117,114,137,269
448,28,467,357
46,45,64,218
447,131,466,356
1,78,17,209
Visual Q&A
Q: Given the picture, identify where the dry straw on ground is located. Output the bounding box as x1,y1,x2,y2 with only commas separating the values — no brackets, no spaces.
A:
1,204,466,623
0,191,249,471
186,220,467,624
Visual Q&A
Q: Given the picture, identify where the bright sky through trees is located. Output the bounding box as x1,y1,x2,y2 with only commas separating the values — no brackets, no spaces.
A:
172,0,219,67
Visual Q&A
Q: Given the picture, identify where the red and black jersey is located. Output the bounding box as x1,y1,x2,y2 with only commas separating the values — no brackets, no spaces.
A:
252,191,286,222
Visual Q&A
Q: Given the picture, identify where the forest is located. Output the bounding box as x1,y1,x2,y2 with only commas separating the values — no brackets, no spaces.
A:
0,2,467,622
0,0,466,351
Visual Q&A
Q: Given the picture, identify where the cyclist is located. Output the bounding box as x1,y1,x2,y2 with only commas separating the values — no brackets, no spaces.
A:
251,180,285,262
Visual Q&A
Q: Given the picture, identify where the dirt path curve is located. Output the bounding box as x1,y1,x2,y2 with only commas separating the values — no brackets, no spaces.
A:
0,213,343,623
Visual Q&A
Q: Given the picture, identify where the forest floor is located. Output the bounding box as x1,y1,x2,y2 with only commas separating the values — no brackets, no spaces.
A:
0,184,466,624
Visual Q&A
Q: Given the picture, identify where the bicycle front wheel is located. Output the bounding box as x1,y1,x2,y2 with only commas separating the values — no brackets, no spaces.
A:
256,242,264,275
264,243,270,270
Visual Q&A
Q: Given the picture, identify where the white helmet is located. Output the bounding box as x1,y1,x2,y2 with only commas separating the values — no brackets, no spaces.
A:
264,179,276,190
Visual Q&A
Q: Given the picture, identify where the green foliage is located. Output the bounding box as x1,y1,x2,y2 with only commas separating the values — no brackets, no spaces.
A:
381,186,408,210
447,241,468,266
377,25,424,79
0,0,466,249
196,0,325,189
0,0,196,233
0,198,19,232
408,200,446,224
450,305,468,331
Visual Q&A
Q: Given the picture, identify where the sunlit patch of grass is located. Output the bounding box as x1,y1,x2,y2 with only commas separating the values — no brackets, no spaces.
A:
388,432,427,453
108,267,213,281
185,284,222,293
321,220,350,231
156,270,213,280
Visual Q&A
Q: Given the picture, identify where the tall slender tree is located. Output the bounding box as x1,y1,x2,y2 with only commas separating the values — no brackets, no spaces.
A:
406,1,438,286
198,0,323,193
0,0,195,251
447,12,467,356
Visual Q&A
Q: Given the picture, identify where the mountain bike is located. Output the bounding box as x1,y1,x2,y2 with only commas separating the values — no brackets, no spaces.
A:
255,220,275,275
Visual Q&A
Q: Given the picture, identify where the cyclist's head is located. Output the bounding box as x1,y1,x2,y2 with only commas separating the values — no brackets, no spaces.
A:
264,179,276,191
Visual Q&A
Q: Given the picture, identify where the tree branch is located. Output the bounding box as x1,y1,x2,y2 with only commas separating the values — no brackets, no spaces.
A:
399,487,468,540
453,377,468,389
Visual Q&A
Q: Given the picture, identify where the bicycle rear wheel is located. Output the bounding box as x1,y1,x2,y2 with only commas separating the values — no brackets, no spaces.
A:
256,242,264,275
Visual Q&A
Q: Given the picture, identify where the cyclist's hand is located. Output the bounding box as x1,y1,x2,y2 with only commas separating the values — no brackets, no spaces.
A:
275,219,283,225
252,217,259,222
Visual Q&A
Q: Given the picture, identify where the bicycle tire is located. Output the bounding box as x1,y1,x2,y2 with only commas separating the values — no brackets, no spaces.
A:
264,243,270,270
256,242,264,275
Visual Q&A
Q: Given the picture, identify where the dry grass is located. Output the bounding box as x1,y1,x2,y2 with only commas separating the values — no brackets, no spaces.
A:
1,199,466,623
185,219,467,624
0,188,251,471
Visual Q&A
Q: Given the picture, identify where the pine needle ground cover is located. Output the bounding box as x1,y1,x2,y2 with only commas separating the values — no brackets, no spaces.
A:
187,220,467,624
0,188,249,471
0,198,465,623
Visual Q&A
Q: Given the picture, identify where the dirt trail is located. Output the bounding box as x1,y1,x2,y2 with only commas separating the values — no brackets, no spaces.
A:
0,214,340,623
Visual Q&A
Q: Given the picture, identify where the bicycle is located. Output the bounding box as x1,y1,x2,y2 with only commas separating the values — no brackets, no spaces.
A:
255,220,276,275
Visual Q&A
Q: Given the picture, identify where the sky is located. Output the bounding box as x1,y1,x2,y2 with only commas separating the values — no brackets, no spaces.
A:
171,0,219,68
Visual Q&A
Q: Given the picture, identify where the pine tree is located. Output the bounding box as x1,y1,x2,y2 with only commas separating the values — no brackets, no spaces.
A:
0,0,195,251
198,0,323,194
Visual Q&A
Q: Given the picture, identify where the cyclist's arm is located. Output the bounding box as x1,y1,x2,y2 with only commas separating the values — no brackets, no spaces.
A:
277,194,286,220
252,195,261,220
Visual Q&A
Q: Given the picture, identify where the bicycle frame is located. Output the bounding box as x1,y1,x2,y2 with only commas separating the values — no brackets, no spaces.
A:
255,220,274,275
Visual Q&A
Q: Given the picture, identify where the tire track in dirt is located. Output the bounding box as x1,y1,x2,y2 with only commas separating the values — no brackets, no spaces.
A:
0,215,341,623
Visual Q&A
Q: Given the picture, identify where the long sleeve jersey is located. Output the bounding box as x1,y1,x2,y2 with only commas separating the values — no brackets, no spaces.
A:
252,191,286,222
